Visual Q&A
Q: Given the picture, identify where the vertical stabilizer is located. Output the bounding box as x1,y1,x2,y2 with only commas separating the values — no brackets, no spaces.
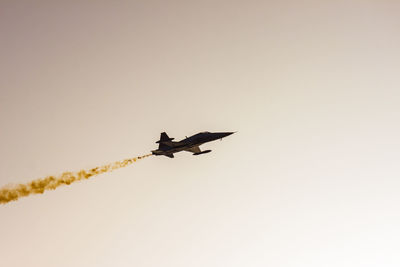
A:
156,132,175,150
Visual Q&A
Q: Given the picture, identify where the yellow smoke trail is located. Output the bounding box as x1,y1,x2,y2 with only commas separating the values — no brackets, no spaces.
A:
0,154,153,204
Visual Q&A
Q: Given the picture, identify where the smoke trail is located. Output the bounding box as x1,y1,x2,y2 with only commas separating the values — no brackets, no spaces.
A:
0,154,152,204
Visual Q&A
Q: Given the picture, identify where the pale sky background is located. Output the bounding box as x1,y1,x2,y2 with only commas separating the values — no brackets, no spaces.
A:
1,1,400,266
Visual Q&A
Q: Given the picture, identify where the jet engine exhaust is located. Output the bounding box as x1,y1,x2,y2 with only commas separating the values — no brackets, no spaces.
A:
0,154,153,205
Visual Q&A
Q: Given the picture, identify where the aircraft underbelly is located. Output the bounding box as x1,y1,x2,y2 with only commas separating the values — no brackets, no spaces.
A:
168,142,204,154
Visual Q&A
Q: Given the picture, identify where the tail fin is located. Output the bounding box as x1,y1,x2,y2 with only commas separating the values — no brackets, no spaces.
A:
156,132,175,150
156,132,174,143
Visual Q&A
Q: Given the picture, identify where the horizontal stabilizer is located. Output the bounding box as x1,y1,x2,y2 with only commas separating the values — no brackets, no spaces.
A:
156,138,174,143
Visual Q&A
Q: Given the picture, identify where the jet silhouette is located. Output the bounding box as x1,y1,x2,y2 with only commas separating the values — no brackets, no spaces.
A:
151,131,234,158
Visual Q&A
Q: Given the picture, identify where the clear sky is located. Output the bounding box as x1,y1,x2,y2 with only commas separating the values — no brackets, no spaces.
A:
1,1,400,266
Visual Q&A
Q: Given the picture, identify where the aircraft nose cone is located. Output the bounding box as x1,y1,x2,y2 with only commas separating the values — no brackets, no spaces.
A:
219,132,235,138
225,132,235,137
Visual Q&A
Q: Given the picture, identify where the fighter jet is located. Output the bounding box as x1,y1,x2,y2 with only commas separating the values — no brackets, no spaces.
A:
151,131,235,158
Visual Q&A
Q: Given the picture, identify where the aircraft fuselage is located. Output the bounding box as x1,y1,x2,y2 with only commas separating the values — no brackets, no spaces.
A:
152,131,234,158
